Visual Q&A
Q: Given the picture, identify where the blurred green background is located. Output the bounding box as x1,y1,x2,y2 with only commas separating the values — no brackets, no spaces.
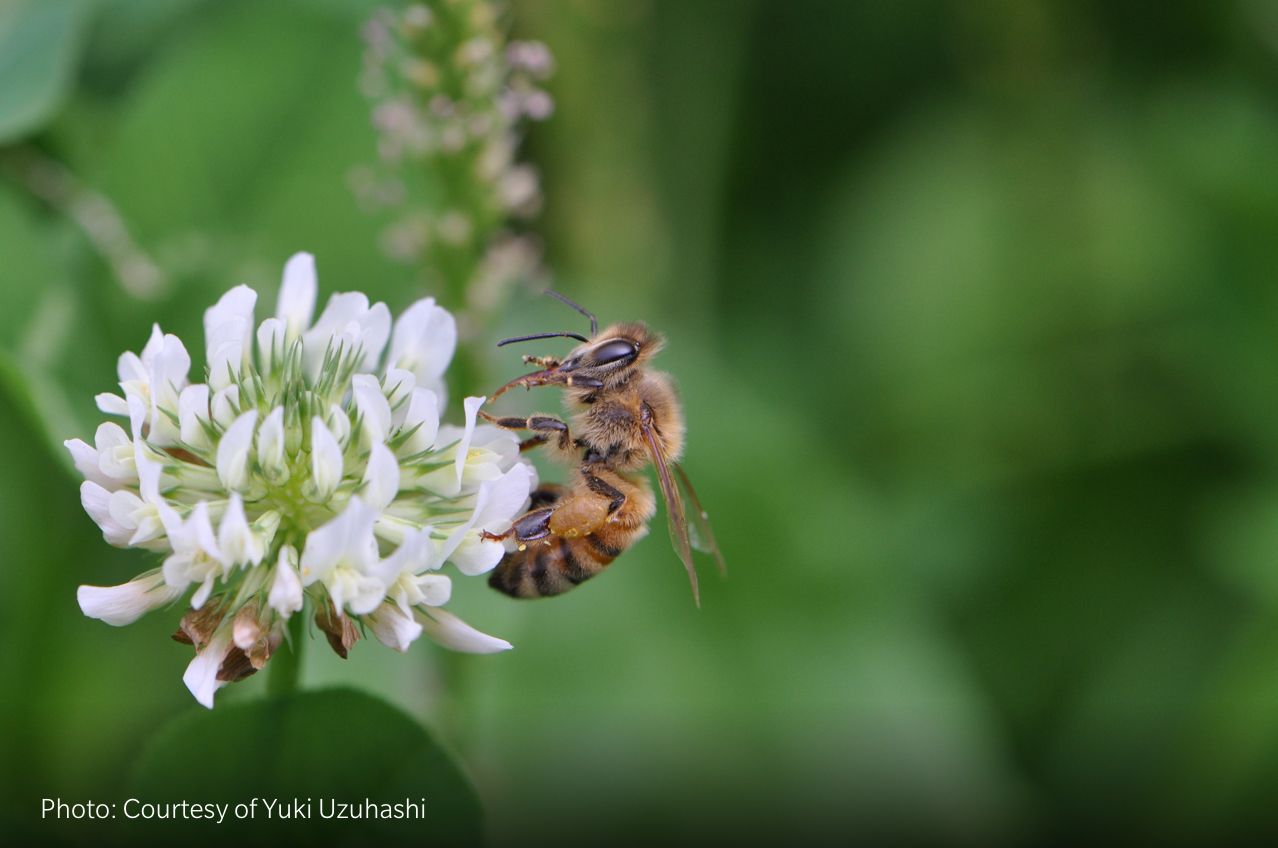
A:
8,0,1278,843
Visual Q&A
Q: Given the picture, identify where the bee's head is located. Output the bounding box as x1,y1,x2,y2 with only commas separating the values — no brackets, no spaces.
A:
492,293,662,400
555,322,660,395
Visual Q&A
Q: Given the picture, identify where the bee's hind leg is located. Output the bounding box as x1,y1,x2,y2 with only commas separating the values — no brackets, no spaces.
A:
480,485,566,544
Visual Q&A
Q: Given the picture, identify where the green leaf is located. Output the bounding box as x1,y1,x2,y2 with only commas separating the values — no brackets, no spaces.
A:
0,184,108,468
123,688,482,846
0,0,89,144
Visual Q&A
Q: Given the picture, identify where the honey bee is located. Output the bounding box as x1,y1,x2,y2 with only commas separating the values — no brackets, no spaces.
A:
480,291,724,604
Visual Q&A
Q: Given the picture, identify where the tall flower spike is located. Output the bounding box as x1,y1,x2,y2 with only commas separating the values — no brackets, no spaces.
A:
356,2,553,327
70,252,535,707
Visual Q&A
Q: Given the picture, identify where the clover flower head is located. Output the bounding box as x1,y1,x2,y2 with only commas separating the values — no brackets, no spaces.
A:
71,252,535,707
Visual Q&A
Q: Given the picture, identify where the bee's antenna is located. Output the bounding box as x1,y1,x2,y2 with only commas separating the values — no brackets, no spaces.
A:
498,332,590,347
543,290,597,337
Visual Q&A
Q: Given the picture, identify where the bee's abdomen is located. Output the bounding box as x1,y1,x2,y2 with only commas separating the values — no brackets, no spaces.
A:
488,535,621,599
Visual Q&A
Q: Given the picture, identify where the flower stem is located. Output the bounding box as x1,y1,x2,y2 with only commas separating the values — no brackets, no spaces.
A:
268,611,306,698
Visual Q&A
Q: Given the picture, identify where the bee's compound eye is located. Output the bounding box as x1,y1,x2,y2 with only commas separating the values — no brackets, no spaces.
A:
592,339,637,365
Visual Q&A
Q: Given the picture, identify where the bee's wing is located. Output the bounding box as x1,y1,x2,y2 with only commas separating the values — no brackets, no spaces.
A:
640,407,699,606
674,463,726,578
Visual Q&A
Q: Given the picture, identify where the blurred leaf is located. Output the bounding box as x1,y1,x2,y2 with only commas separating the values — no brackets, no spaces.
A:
0,184,106,465
816,101,1216,486
94,2,346,237
76,0,401,341
1152,617,1278,840
89,0,205,54
0,0,89,143
0,372,93,805
123,688,482,846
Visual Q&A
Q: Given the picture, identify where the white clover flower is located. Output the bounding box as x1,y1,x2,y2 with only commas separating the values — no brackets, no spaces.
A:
71,252,531,708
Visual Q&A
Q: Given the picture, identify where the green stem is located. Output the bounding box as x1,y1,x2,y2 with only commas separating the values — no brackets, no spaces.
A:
267,610,306,698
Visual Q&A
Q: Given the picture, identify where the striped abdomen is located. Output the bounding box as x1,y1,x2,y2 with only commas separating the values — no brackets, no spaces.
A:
488,533,622,598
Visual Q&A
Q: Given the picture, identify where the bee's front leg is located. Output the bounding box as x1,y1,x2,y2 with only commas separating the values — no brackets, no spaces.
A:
522,355,561,368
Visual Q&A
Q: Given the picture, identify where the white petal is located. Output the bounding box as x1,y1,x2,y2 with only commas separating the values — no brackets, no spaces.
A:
352,373,392,448
383,368,416,429
189,501,222,555
257,405,287,479
117,350,147,384
448,533,507,576
147,333,191,444
388,298,456,394
216,409,258,492
135,457,165,521
178,384,212,450
127,393,147,441
205,283,256,388
400,388,439,455
361,441,400,511
370,525,436,584
325,403,352,448
108,488,145,528
299,496,380,586
139,324,165,368
80,482,134,546
473,462,534,530
309,291,367,338
183,627,233,709
218,492,262,566
268,546,304,616
65,439,116,489
439,464,533,565
355,301,392,373
413,572,452,606
78,572,182,626
459,452,506,485
96,393,130,416
190,576,217,610
256,317,286,377
96,439,137,480
94,421,131,451
277,252,317,340
365,602,423,652
310,416,344,500
203,285,257,362
108,489,165,547
302,291,369,379
415,607,511,654
334,569,387,616
207,340,244,393
454,396,485,491
210,384,241,429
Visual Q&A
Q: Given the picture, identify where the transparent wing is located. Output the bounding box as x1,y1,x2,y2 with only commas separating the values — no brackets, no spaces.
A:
640,405,699,606
674,463,726,578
